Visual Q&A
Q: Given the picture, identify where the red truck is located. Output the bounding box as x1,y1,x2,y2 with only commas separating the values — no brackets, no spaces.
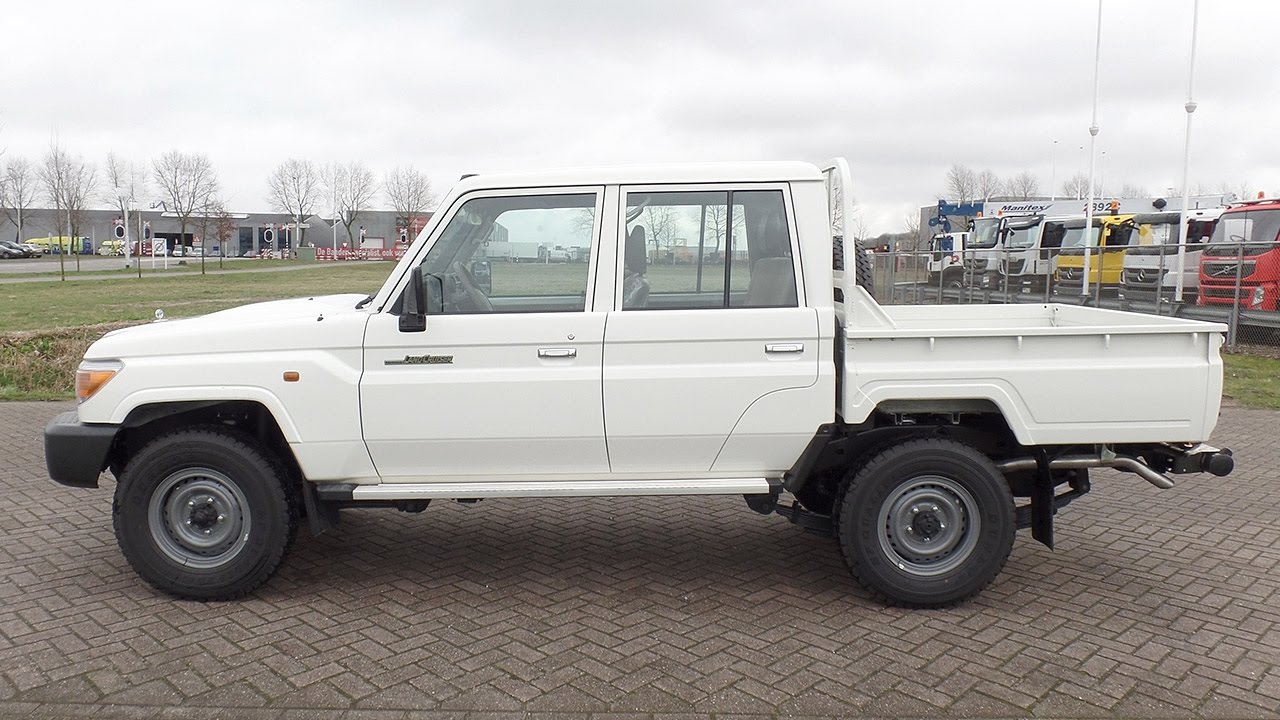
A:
1198,198,1280,312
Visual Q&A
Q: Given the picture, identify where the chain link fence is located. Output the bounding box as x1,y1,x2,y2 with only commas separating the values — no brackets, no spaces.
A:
864,241,1280,349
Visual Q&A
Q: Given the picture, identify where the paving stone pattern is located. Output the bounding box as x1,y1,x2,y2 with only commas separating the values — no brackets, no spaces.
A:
2,401,1278,719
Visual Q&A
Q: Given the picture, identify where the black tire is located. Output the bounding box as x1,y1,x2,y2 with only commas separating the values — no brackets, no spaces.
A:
853,239,874,293
112,426,299,600
835,438,1015,608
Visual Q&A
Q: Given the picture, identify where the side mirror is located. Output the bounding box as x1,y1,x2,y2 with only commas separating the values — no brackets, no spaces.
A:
399,266,427,332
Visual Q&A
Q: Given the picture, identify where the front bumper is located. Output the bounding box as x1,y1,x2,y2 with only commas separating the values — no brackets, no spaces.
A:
44,411,118,488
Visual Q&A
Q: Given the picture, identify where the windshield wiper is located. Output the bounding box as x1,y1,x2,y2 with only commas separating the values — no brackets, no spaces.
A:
355,294,375,309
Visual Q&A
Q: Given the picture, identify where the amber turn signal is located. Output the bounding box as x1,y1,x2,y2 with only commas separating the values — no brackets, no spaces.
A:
283,371,300,382
75,361,123,403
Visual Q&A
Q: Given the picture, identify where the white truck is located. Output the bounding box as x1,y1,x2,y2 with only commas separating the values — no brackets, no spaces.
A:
45,159,1235,608
927,231,968,286
1120,209,1223,303
963,214,1050,292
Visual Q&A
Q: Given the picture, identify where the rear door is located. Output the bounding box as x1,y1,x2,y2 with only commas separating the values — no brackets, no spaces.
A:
602,185,823,475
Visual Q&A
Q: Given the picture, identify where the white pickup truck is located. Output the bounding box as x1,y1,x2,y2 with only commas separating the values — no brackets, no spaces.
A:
45,159,1235,608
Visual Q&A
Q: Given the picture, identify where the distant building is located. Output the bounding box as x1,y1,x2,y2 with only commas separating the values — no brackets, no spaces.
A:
0,206,425,256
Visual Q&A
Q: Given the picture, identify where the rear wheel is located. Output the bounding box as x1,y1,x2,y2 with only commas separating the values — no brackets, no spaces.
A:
113,426,298,600
836,438,1015,607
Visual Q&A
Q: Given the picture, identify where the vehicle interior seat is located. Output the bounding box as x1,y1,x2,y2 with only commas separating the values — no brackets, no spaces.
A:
622,226,650,309
746,257,796,307
745,213,796,307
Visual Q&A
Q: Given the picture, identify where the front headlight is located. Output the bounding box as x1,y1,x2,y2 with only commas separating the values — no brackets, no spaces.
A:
76,360,123,403
1250,286,1266,308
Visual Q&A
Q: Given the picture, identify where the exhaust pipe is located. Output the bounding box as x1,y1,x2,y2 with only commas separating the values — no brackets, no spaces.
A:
996,454,1175,489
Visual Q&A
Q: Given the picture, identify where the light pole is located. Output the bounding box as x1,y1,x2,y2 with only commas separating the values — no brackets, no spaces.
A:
1050,140,1059,201
1174,0,1201,303
1081,0,1103,299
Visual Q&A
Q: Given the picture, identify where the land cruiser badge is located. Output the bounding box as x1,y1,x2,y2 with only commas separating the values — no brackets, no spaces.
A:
385,354,454,365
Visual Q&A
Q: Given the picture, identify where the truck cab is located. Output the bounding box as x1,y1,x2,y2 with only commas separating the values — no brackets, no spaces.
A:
1054,214,1134,295
1198,198,1280,312
998,215,1075,291
927,231,968,286
1121,209,1221,303
960,216,1003,288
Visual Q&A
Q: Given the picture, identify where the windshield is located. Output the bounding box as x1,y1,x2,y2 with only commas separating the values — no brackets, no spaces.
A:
1005,225,1040,249
1061,226,1101,249
968,218,1001,248
1205,210,1280,257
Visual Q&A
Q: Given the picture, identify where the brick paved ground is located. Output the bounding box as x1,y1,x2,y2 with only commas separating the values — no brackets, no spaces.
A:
2,401,1278,719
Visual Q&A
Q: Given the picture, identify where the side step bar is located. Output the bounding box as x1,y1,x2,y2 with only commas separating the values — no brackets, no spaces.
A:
318,477,776,502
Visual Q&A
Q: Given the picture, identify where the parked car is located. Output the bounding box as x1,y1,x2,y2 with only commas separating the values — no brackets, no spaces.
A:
0,240,37,258
0,242,25,259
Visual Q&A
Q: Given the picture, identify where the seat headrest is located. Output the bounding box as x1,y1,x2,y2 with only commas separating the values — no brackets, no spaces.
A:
626,225,647,274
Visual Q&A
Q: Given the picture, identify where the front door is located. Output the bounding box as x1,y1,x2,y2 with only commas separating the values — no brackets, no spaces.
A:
361,189,609,480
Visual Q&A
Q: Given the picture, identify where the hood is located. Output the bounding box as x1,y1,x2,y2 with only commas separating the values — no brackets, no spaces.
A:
87,294,371,359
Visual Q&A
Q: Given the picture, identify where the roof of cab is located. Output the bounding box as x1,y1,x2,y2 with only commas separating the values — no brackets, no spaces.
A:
451,161,824,192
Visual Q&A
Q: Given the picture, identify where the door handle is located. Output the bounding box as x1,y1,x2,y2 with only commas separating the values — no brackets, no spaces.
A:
765,343,804,354
538,348,577,358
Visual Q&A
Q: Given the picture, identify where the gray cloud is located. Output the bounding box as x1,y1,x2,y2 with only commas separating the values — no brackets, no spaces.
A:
1,0,1276,234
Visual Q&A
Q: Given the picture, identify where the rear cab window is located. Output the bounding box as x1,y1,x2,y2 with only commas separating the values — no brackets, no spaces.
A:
617,187,800,310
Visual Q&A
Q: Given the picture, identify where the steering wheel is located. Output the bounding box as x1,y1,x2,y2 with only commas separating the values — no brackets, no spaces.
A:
448,260,493,313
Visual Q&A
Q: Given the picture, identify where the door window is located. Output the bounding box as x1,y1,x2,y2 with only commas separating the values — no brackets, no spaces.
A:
621,189,796,310
414,193,598,314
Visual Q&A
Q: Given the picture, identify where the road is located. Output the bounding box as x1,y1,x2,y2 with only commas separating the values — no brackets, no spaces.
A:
2,401,1278,718
0,256,371,284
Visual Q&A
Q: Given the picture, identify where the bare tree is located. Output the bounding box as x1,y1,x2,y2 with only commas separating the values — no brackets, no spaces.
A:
683,203,730,259
267,158,320,246
103,152,147,272
153,151,219,256
39,141,98,278
903,210,923,252
945,164,977,202
706,203,727,256
324,161,379,248
1004,171,1040,200
1062,173,1093,201
976,169,1002,200
213,201,237,270
1,157,37,243
1218,181,1256,202
1118,182,1148,199
849,212,869,244
384,165,434,241
642,205,679,263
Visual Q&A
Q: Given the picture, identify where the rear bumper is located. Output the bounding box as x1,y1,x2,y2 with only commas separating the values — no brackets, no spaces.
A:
44,411,118,488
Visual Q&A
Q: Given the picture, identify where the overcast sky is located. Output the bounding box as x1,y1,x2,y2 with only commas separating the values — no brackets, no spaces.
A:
2,0,1276,235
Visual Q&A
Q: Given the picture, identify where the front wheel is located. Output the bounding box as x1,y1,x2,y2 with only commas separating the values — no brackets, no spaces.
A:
113,427,298,600
836,438,1015,608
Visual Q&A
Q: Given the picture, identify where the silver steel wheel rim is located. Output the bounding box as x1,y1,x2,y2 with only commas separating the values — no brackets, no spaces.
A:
148,468,250,569
878,475,980,577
